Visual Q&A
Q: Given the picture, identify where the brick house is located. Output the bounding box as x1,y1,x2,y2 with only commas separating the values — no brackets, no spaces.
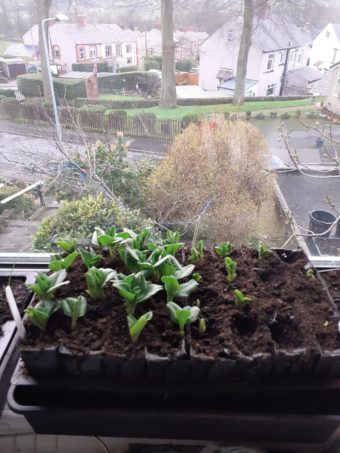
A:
22,17,137,72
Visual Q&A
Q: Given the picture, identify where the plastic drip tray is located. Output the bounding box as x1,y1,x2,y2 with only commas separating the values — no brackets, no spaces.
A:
313,238,340,256
7,360,340,444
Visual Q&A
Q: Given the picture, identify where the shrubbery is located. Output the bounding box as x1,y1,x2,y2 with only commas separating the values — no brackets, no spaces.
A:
33,193,154,251
175,60,194,72
17,74,86,99
0,184,35,218
117,66,138,73
144,56,162,71
0,88,15,97
181,114,200,128
72,62,109,72
145,120,273,244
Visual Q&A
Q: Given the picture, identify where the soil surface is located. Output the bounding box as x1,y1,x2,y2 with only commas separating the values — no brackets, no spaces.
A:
22,248,340,362
0,276,31,335
320,269,340,301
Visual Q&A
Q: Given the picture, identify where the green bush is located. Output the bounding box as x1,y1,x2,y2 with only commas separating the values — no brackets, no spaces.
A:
0,97,17,104
0,184,35,218
98,71,147,92
181,114,200,128
0,88,15,97
144,56,162,71
79,104,107,113
117,66,138,73
33,193,154,251
175,60,193,72
72,62,109,72
17,74,86,99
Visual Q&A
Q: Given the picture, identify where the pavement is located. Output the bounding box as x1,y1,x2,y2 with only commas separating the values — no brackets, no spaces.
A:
176,85,228,99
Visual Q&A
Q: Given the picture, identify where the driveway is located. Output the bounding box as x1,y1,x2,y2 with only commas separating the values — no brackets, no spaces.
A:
176,85,228,99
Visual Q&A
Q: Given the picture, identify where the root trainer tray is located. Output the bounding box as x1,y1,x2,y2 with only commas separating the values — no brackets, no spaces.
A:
18,247,340,382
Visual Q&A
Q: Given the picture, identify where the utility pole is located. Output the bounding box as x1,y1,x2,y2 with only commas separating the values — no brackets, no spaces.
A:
279,44,292,96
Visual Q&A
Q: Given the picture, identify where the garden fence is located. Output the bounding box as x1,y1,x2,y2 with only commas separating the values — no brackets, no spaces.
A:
0,101,182,141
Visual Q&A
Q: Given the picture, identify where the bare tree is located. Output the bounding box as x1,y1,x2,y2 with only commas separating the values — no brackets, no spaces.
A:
233,0,254,105
36,0,53,101
159,0,177,109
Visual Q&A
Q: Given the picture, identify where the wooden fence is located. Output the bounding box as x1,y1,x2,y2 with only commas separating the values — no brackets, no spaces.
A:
0,101,182,141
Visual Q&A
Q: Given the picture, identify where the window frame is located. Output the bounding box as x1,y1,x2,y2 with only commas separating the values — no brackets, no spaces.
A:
267,53,275,71
89,46,97,59
79,46,85,60
126,44,132,54
266,83,276,95
105,45,112,57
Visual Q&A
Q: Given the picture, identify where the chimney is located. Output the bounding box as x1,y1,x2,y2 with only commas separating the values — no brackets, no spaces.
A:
75,15,86,27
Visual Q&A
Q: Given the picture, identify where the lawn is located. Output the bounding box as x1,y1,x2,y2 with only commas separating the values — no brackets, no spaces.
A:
122,97,324,120
99,93,144,101
0,40,15,56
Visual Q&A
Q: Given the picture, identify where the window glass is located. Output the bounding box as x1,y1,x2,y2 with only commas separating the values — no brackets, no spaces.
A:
266,83,275,95
267,53,275,70
89,46,97,58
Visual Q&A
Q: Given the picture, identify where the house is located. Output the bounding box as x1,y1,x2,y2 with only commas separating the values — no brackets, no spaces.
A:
199,16,312,97
22,17,138,72
309,23,340,72
135,28,208,68
325,61,340,116
283,66,323,95
218,78,258,97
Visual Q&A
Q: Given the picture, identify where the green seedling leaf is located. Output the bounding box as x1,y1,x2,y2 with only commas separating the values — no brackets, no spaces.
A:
113,272,162,315
85,267,116,301
215,242,232,257
198,317,206,337
92,226,132,256
27,270,69,301
79,248,102,270
56,238,78,254
127,311,153,343
306,268,316,279
225,257,237,283
60,296,87,330
132,228,150,250
192,272,202,283
49,251,79,271
159,255,194,280
166,302,200,336
188,239,204,263
258,241,269,258
161,275,198,303
25,300,59,331
233,289,251,309
118,246,145,273
165,230,181,244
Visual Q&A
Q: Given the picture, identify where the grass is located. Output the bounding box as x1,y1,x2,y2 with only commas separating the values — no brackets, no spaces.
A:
122,97,324,120
0,40,16,56
99,94,144,101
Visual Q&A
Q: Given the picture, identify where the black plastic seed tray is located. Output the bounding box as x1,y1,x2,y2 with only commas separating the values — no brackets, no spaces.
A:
7,359,340,451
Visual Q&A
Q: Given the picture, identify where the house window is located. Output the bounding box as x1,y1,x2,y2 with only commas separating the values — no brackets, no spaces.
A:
326,31,330,38
149,47,154,56
105,45,112,57
79,47,85,60
279,51,285,63
89,46,97,59
267,53,275,70
127,57,132,64
52,45,60,59
335,76,340,96
116,44,122,56
228,30,233,41
126,44,132,53
266,83,275,95
297,52,303,64
332,48,338,64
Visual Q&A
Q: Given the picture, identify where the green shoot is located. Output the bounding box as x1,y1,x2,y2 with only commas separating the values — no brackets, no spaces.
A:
85,267,116,301
127,311,153,343
162,230,184,255
92,226,132,256
60,296,87,330
215,242,232,257
161,275,198,303
188,239,204,263
118,246,146,273
166,302,200,336
49,251,79,271
25,300,59,331
56,238,78,254
132,228,150,250
27,270,69,301
258,241,269,258
113,272,162,315
306,268,316,279
192,272,202,283
233,289,251,309
79,248,102,270
198,317,206,336
225,257,237,283
158,255,194,280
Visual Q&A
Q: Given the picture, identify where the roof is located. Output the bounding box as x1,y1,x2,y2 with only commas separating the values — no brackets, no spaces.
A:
219,78,258,90
4,43,36,58
23,23,136,46
287,66,322,83
309,72,331,95
210,16,312,52
216,68,232,79
332,24,340,42
330,60,340,70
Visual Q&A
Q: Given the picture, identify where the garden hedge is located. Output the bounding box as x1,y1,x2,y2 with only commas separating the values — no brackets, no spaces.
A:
144,56,162,71
74,97,159,109
175,60,194,72
72,62,109,72
17,74,87,99
0,88,15,97
98,71,150,92
117,66,138,73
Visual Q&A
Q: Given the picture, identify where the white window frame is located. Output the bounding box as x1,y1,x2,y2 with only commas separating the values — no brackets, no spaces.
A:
79,47,85,60
53,45,60,59
332,48,338,64
105,45,112,57
267,53,275,70
334,75,340,97
326,31,330,38
126,44,132,54
126,56,133,65
266,83,276,96
116,44,122,57
89,46,97,59
279,51,285,64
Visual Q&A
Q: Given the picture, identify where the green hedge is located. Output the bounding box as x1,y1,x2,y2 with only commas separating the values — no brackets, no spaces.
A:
75,97,159,109
17,74,87,99
0,88,15,97
144,56,162,71
72,62,109,72
175,60,194,72
98,71,147,91
117,66,138,73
